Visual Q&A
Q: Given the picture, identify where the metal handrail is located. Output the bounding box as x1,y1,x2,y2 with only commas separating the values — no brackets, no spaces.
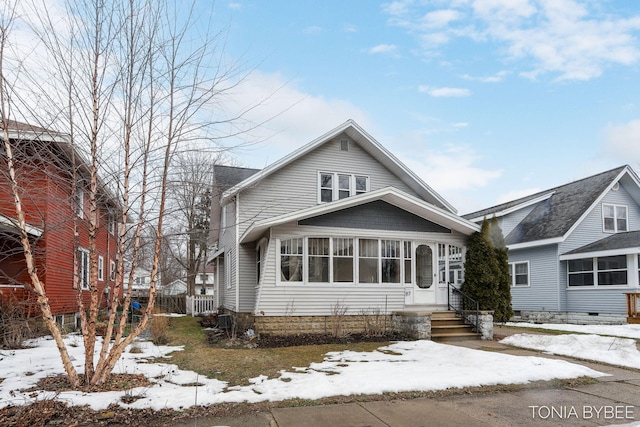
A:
447,283,480,335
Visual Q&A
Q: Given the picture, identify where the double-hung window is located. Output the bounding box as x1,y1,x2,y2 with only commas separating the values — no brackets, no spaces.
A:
280,238,303,282
318,172,369,202
358,239,379,283
603,204,628,232
333,238,354,282
78,248,90,290
308,238,330,282
510,261,529,287
381,240,401,283
98,256,104,281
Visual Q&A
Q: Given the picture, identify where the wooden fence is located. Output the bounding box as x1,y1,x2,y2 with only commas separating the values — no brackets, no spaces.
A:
134,295,186,314
186,295,217,316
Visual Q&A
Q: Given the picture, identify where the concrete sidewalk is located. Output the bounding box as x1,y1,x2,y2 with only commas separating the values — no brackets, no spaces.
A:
175,327,640,427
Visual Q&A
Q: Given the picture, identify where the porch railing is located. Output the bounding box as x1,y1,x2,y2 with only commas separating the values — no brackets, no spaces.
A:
447,283,480,335
186,295,217,316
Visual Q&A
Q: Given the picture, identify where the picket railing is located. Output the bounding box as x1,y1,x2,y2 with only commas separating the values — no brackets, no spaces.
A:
186,295,217,316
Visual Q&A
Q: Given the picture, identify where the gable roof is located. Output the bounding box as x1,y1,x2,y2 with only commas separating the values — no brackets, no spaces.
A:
220,120,457,213
239,187,479,243
463,165,638,246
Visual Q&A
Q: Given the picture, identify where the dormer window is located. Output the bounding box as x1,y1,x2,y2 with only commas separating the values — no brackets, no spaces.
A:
602,204,627,233
318,172,369,203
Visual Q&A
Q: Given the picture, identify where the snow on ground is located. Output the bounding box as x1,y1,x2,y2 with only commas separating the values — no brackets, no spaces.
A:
501,333,640,369
505,322,640,339
0,332,609,411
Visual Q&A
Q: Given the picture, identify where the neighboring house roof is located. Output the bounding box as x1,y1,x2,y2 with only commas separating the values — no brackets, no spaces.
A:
220,119,457,213
560,230,640,259
240,187,479,243
213,165,261,192
463,165,639,246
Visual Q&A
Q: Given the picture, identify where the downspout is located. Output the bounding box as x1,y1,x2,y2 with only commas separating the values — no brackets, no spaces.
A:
235,193,240,312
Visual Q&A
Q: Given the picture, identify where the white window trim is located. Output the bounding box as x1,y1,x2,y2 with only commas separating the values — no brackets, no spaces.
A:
602,203,628,233
76,186,84,218
79,248,90,290
567,255,631,288
110,260,116,281
225,251,232,290
98,256,104,281
509,261,530,287
277,236,412,286
317,172,370,203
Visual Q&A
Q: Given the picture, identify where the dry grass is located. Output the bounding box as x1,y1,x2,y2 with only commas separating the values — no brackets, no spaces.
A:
164,316,386,387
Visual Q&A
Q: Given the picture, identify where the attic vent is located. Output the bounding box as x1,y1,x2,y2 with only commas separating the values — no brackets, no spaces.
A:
612,182,619,191
340,139,349,151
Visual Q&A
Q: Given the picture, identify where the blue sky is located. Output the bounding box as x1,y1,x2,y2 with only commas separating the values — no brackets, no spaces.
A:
199,1,640,213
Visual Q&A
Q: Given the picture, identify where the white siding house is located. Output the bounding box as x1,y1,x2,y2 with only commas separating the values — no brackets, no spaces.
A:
208,120,479,331
465,165,640,324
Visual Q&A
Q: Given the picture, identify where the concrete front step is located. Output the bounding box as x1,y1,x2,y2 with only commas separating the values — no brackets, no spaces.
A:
431,332,481,342
431,310,480,342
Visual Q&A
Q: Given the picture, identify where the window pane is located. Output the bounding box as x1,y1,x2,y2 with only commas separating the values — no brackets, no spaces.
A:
598,255,626,271
334,257,354,282
359,239,379,283
515,263,528,275
616,206,627,231
568,259,593,272
416,244,433,289
569,272,594,286
598,271,627,286
281,238,303,282
382,259,400,283
404,241,412,284
355,176,367,193
308,238,329,282
320,173,333,202
359,258,378,283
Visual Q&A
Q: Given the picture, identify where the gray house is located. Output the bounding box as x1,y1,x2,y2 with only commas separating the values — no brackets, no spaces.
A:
208,120,480,333
464,165,640,324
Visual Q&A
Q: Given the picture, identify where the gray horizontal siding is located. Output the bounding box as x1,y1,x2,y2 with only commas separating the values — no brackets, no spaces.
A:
561,184,640,254
500,204,536,237
566,288,628,314
237,135,421,238
510,245,560,311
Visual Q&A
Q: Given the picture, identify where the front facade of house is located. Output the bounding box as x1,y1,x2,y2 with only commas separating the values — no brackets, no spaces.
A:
209,121,479,332
464,166,640,324
0,121,118,327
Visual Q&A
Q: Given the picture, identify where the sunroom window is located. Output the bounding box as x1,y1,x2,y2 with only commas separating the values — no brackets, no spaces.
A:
381,240,401,283
568,255,628,287
308,238,329,282
358,239,379,283
333,238,354,282
280,238,303,282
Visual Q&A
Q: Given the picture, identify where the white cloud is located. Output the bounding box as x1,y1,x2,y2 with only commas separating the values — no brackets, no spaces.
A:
220,71,371,167
603,119,640,165
342,23,357,33
302,25,323,35
369,43,397,54
461,70,509,82
418,86,471,97
400,144,502,192
384,0,640,80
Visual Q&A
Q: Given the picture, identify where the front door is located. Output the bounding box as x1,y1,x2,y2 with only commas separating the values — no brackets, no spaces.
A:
413,243,436,304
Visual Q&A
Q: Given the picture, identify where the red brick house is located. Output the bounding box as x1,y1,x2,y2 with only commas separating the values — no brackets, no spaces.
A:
0,121,119,328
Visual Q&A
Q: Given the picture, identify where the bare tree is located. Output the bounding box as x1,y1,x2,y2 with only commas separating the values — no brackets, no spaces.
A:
165,152,222,295
0,0,267,387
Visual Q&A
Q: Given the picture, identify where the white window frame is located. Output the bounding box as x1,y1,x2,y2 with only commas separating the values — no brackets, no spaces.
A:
76,185,84,218
602,203,628,233
108,212,115,235
98,256,104,281
276,236,411,286
317,172,370,203
110,260,116,281
568,255,629,288
78,248,89,290
510,261,529,287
